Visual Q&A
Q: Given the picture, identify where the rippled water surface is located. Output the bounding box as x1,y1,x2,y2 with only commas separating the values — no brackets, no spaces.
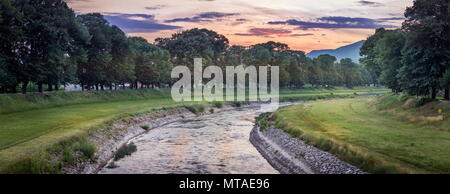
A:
99,105,279,174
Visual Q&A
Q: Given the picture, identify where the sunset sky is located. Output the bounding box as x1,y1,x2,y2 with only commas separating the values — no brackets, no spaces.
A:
64,0,414,53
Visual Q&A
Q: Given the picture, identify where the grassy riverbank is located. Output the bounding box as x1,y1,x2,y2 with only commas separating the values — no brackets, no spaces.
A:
274,95,450,174
0,87,388,173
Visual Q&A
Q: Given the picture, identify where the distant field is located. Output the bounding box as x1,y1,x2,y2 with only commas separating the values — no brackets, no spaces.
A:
274,96,450,174
0,87,388,173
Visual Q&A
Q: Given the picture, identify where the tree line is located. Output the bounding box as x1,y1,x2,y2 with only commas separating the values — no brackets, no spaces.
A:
0,0,372,94
156,33,372,89
360,0,450,100
0,0,172,93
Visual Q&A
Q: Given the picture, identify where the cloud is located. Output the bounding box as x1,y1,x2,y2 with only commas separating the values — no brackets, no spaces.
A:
290,33,314,37
377,17,405,21
357,1,383,7
234,28,293,37
144,5,166,10
164,12,239,23
268,16,397,30
103,13,181,33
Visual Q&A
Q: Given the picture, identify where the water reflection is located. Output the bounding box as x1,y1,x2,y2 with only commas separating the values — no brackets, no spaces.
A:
99,106,279,174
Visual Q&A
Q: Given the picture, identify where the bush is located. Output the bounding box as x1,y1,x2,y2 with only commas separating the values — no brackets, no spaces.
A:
414,97,435,107
184,104,205,114
140,125,150,130
114,142,137,161
212,101,224,108
73,140,96,160
6,153,62,174
231,101,250,107
256,112,273,131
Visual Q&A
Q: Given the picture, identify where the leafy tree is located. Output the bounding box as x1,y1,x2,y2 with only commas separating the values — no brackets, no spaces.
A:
156,28,229,69
360,28,387,78
223,45,246,67
109,26,134,89
284,50,308,88
130,37,173,88
399,0,450,98
339,58,363,88
243,45,272,66
77,13,113,90
441,69,450,100
374,30,406,93
0,0,21,93
314,54,337,86
12,0,88,93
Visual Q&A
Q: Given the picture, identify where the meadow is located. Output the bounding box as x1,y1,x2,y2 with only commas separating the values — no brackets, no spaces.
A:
274,95,450,173
0,87,388,173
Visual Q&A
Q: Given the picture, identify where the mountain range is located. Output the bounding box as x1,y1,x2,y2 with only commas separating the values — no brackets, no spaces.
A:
306,40,365,63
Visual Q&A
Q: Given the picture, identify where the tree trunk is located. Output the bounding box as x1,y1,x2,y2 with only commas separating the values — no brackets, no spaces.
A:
81,83,85,91
21,80,29,94
445,88,450,100
48,84,53,92
38,83,43,93
11,85,17,93
101,84,104,90
431,87,437,99
54,84,59,91
0,86,4,93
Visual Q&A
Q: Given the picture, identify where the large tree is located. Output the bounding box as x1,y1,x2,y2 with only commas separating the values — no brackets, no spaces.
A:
399,0,450,98
130,37,173,88
155,28,229,69
0,0,21,93
360,28,387,79
11,0,88,93
375,30,406,93
109,26,134,89
339,58,364,88
77,13,113,90
314,54,337,86
441,69,450,100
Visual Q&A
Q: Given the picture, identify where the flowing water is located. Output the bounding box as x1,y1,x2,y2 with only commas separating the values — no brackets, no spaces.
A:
99,105,281,174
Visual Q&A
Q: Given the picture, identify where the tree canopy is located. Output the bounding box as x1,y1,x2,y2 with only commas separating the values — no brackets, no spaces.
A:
360,0,450,99
0,0,379,94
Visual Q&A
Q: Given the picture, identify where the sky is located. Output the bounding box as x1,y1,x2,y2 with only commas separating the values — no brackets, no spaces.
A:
64,0,414,53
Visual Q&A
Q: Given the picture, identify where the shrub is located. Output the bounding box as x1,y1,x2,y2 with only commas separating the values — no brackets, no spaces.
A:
6,152,62,174
73,140,96,159
256,112,273,131
231,101,250,107
114,142,137,161
62,149,75,165
212,101,224,108
184,104,205,114
141,125,150,130
414,97,435,107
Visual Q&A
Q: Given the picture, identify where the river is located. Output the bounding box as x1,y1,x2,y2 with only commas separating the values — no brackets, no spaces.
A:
99,104,281,174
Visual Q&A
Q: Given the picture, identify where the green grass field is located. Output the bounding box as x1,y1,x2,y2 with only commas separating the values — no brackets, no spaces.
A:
0,87,388,173
274,96,450,174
